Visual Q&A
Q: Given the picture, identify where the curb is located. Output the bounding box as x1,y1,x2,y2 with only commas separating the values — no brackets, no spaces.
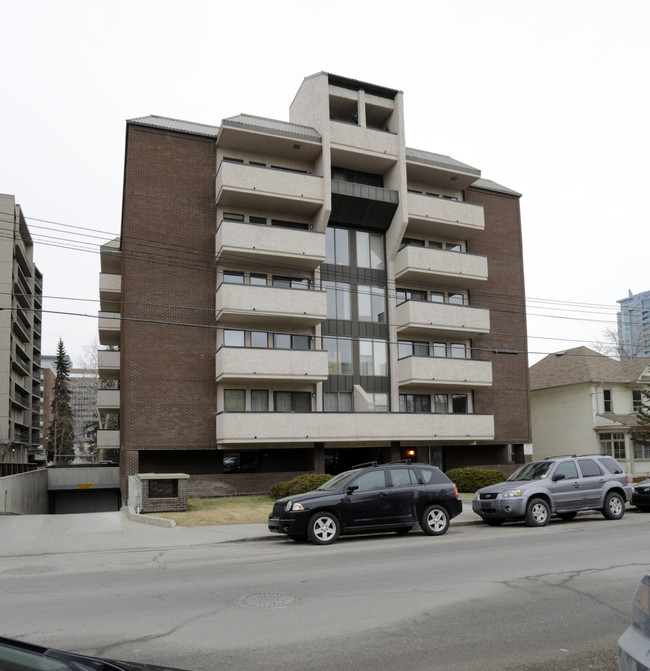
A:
121,505,176,528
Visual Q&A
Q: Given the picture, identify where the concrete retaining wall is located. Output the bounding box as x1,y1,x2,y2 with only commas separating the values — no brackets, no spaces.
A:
0,469,49,514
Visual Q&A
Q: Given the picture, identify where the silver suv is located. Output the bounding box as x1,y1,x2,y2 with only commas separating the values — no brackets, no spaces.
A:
472,455,633,527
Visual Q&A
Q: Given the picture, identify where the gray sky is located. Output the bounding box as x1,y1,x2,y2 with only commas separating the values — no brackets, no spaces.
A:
2,0,648,366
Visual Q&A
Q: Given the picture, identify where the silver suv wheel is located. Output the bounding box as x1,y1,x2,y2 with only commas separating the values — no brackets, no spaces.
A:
526,498,550,527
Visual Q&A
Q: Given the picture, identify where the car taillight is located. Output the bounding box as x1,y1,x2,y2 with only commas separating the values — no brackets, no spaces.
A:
453,483,458,499
633,579,650,617
626,474,630,484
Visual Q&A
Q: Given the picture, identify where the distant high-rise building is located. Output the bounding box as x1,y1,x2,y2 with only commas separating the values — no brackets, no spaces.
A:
617,290,650,358
0,194,43,465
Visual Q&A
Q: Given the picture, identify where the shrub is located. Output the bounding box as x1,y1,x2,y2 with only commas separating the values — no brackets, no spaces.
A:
270,473,332,500
445,467,507,493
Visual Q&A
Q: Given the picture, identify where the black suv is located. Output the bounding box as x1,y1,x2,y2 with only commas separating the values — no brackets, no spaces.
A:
268,461,463,545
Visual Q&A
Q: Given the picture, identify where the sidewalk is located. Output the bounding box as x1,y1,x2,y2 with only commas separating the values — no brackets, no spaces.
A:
0,499,480,558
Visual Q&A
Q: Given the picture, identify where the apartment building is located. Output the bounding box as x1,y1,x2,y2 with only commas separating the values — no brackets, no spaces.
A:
99,73,531,498
0,194,43,465
617,289,650,358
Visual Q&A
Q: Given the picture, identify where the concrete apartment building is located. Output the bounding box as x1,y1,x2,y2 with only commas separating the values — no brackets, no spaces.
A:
99,73,531,499
0,194,43,468
530,346,650,477
618,289,650,358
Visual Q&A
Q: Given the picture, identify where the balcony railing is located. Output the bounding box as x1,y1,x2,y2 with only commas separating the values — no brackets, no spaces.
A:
97,430,120,449
398,356,493,389
216,220,326,269
216,346,328,382
97,389,120,410
216,162,324,216
216,411,494,445
98,350,120,379
99,273,122,312
395,245,488,288
98,312,121,347
406,191,485,238
216,284,327,327
395,300,490,339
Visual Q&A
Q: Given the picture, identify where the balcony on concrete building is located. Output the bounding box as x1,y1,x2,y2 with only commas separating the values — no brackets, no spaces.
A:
395,245,488,288
97,389,120,411
216,161,324,216
216,220,326,269
215,284,327,328
329,122,400,174
99,273,121,312
98,312,121,347
97,430,119,449
406,192,485,239
98,349,120,380
216,346,328,382
396,300,490,340
216,411,494,445
397,356,493,390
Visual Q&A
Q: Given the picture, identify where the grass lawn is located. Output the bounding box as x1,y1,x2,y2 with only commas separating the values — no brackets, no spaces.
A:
149,496,275,526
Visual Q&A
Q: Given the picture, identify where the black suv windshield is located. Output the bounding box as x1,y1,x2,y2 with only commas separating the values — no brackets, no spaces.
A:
317,470,355,491
507,462,553,482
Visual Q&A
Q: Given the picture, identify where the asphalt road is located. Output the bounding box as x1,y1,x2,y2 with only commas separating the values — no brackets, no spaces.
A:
1,510,649,671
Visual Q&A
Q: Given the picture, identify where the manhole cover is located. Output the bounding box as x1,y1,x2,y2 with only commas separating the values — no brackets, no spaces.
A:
239,592,297,609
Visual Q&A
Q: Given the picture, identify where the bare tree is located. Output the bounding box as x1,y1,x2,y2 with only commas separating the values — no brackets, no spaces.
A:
592,327,646,361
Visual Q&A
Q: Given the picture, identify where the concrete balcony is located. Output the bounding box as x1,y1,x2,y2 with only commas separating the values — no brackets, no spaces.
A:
99,273,121,312
216,347,328,382
216,221,325,269
216,411,494,445
396,300,490,339
97,389,120,411
216,162,324,216
395,246,488,288
97,430,119,449
100,238,121,274
398,356,493,390
98,350,120,379
406,192,485,238
216,284,327,328
98,312,121,347
329,122,399,173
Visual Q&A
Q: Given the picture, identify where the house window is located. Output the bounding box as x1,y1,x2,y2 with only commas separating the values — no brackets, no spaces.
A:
399,394,431,413
323,281,351,319
358,285,386,322
224,329,245,347
274,391,311,412
323,337,353,375
251,390,269,412
603,389,613,413
324,392,353,412
224,389,245,412
633,390,643,412
359,339,388,376
600,432,626,460
633,442,650,459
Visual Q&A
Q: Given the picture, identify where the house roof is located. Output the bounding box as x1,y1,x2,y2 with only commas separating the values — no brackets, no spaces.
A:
530,346,650,391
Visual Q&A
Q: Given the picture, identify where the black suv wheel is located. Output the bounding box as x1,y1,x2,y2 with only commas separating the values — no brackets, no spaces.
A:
420,505,450,535
307,512,340,545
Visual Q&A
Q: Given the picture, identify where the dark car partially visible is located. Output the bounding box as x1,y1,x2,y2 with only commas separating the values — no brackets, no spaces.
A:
618,574,650,671
632,479,650,512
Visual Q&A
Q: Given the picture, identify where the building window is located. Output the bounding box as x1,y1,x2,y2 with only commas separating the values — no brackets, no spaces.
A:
434,394,448,413
223,212,245,222
223,271,244,284
396,288,427,305
251,390,269,412
250,331,267,348
356,230,385,270
603,389,613,413
448,293,465,306
272,276,309,290
433,342,447,358
600,432,626,460
323,337,353,375
399,394,431,413
223,451,261,473
274,391,311,412
250,273,267,286
324,392,353,412
325,227,350,265
359,339,388,376
148,479,178,498
224,329,245,347
368,392,389,412
633,442,650,459
358,285,386,322
249,216,267,225
398,341,429,358
224,389,246,412
399,237,426,249
633,389,643,412
450,343,467,359
446,242,462,252
323,281,351,320
273,333,310,350
452,394,468,414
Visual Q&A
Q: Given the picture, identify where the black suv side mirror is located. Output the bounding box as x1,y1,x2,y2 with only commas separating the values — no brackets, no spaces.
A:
346,485,359,495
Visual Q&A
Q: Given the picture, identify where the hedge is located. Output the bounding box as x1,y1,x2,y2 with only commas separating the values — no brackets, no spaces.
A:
270,473,333,500
445,467,507,493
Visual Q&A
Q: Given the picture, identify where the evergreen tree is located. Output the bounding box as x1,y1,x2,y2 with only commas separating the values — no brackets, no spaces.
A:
46,339,75,464
631,387,650,449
